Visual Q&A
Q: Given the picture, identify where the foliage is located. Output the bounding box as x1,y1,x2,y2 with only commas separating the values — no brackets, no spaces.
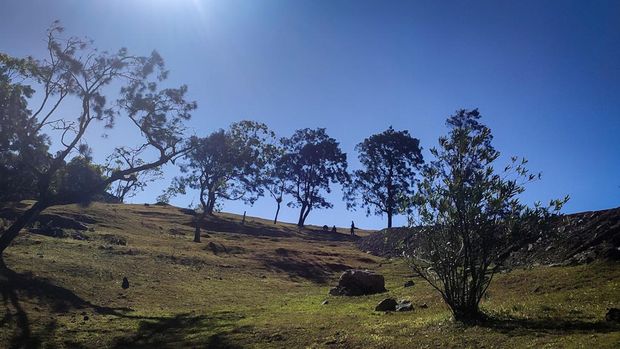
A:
0,60,51,201
345,126,423,228
105,147,163,203
280,128,349,226
173,120,275,215
261,138,287,223
407,109,568,322
0,22,195,255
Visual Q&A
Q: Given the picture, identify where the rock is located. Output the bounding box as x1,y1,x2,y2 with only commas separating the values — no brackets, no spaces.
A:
419,303,428,309
321,300,329,305
329,269,386,296
37,214,89,230
375,298,397,311
329,287,342,296
396,300,413,312
404,280,415,288
122,277,129,290
101,234,127,246
29,226,65,238
606,308,620,322
83,315,89,321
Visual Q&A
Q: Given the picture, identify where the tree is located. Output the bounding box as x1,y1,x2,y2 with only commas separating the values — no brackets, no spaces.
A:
105,147,164,203
0,22,196,257
172,121,274,242
0,58,51,202
280,128,349,227
345,127,423,228
262,140,287,224
407,109,567,322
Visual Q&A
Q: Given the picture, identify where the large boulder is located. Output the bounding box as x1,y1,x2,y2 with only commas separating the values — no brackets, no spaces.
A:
329,269,386,296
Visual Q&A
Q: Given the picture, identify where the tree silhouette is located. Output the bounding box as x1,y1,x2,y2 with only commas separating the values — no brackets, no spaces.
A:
105,147,164,203
0,22,196,256
280,128,349,227
262,139,287,224
171,121,274,241
345,127,423,228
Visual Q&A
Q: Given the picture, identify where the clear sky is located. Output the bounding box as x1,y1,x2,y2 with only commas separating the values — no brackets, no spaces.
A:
1,0,619,229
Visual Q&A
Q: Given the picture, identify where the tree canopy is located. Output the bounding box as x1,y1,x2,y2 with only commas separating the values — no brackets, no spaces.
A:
345,126,423,228
0,22,196,256
280,128,349,227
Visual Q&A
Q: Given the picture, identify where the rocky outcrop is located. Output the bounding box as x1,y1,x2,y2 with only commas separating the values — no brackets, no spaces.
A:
358,207,620,267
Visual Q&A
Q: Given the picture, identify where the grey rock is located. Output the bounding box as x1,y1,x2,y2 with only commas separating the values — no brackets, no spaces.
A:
396,301,413,312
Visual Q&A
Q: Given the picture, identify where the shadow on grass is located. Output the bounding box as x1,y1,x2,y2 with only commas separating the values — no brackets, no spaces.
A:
478,314,620,335
111,312,245,349
0,258,162,348
262,256,350,283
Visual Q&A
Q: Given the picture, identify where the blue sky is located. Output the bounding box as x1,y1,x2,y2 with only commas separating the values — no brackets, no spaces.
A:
1,0,619,229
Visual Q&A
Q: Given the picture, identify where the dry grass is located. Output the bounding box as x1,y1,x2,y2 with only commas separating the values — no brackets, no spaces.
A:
1,202,619,348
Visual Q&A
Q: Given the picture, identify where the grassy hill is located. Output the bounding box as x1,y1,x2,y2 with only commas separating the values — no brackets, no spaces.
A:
1,202,619,348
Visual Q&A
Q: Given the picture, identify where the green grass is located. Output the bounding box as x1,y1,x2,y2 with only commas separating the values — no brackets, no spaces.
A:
1,202,619,348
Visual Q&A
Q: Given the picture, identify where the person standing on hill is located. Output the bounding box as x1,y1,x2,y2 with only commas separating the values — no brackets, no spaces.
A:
350,221,356,236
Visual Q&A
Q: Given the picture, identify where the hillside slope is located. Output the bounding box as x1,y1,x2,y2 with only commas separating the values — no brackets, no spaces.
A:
358,207,620,267
1,202,619,348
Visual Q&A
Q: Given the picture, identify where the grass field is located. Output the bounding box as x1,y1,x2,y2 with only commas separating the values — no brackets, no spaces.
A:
1,202,619,348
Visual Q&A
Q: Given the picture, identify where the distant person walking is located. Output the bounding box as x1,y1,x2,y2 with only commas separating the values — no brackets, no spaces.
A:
350,221,356,236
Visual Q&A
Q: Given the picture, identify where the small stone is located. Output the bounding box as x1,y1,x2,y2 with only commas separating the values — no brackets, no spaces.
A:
122,277,129,290
606,308,620,322
321,300,329,305
404,280,415,288
375,298,397,312
419,303,428,309
396,301,414,312
83,315,89,321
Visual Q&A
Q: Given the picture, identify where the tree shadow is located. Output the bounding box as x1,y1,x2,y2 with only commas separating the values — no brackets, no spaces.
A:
0,258,154,348
111,312,245,349
260,255,350,284
478,314,620,335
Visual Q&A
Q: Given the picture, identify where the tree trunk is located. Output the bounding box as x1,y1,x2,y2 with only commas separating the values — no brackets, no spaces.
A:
301,206,311,226
297,204,307,227
193,215,201,243
205,192,216,215
0,201,47,256
273,201,281,224
387,210,393,228
451,304,484,323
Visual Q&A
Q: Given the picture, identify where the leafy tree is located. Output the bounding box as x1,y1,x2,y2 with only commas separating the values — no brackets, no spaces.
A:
0,22,196,257
345,127,423,228
262,140,287,224
105,147,164,203
407,109,568,322
0,60,50,201
172,121,275,242
280,128,349,227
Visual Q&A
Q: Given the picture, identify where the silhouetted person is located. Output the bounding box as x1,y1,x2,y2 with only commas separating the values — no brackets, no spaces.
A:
122,277,129,290
350,221,356,236
331,225,337,233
